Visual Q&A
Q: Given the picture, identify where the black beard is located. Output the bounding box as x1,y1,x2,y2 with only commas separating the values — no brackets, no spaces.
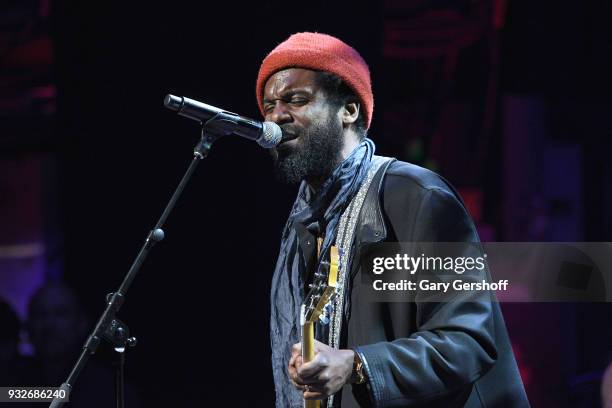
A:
271,114,343,185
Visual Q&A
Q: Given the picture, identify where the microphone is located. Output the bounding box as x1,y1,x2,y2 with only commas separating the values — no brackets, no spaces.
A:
164,94,282,148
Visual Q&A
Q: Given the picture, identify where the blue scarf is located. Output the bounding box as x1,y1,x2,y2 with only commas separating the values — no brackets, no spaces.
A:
270,138,375,408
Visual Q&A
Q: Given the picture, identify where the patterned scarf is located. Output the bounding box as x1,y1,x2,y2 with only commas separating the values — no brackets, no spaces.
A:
270,138,375,408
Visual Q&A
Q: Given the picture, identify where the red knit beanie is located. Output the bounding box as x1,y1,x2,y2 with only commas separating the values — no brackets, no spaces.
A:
256,32,373,129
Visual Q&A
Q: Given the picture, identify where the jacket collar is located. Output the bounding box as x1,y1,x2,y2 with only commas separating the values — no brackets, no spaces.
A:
356,156,395,245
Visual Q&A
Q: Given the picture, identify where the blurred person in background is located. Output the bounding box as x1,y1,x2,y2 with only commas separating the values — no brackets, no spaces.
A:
0,299,25,386
24,282,89,385
603,360,612,408
22,282,142,407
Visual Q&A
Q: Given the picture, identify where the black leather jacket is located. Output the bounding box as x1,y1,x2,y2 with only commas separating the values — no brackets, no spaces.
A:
328,159,529,407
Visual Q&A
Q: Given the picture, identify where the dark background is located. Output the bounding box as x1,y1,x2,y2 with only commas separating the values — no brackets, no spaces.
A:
1,0,611,406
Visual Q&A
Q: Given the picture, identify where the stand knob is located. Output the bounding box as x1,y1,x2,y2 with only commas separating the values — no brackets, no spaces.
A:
151,228,165,242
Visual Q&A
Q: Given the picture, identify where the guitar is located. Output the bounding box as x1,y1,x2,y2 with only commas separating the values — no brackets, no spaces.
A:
300,241,339,408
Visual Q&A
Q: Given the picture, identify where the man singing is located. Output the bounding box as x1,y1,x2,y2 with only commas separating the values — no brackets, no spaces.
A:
258,32,528,407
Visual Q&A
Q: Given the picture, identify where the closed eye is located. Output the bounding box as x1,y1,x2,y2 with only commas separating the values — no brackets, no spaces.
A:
289,97,309,105
263,90,313,113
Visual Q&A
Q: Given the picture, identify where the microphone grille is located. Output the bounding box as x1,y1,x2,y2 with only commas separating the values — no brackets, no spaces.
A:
259,122,282,148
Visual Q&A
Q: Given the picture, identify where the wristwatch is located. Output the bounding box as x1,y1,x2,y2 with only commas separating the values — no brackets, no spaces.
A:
351,351,366,384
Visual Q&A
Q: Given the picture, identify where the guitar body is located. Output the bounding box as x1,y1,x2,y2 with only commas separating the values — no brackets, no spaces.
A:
301,243,339,408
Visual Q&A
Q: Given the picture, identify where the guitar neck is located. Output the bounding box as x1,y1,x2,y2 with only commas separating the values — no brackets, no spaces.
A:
298,241,339,408
301,320,320,408
302,320,315,362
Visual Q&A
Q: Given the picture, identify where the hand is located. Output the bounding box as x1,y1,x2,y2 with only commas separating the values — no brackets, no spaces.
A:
288,340,355,400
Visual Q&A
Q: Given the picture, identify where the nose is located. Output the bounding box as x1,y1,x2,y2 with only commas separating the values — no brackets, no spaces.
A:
266,102,292,125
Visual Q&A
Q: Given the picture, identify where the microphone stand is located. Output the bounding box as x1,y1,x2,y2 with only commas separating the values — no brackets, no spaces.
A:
50,125,224,408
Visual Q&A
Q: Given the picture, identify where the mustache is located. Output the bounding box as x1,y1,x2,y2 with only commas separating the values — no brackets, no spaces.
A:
280,126,301,139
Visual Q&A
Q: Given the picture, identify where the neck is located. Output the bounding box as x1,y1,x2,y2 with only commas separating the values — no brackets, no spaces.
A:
340,131,361,161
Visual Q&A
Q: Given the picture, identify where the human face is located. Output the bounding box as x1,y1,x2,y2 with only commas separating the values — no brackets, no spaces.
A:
263,68,344,185
27,285,84,359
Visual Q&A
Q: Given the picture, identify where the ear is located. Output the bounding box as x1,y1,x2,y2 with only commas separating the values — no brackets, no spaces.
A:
341,102,360,127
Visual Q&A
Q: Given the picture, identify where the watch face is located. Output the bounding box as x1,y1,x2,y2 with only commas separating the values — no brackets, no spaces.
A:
358,365,366,383
353,353,366,384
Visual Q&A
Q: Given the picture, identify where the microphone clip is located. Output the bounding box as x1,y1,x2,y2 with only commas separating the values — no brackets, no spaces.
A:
193,115,229,159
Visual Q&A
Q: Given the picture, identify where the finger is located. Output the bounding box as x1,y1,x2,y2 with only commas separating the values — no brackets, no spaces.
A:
304,390,325,400
292,373,308,385
298,353,327,378
288,360,297,379
292,343,301,356
297,369,328,385
289,350,299,369
291,378,306,391
303,382,326,393
289,354,304,379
